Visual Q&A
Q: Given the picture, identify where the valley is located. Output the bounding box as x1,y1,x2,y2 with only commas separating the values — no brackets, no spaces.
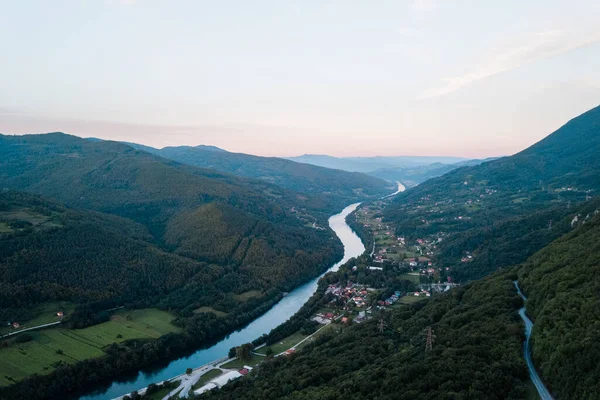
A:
2,3,598,399
1,107,599,400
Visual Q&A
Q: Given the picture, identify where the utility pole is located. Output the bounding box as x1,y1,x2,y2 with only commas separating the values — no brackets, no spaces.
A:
548,220,553,230
378,317,386,334
425,327,435,352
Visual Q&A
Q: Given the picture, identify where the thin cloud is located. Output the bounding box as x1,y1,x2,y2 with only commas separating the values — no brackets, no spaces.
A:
412,0,435,12
420,29,600,99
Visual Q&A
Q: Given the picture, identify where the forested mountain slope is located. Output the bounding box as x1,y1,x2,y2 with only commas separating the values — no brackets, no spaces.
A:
384,105,600,280
124,143,393,208
0,133,344,322
0,192,206,321
518,210,600,399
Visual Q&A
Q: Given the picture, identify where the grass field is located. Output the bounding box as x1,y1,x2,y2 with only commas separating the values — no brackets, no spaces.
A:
193,306,228,317
192,369,223,390
0,301,76,336
0,222,11,233
233,290,263,301
295,324,340,351
0,308,180,386
144,382,180,400
399,273,421,284
399,295,428,304
261,331,309,355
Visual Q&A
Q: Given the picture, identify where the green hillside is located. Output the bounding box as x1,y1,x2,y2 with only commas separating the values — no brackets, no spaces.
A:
0,134,342,281
518,211,600,399
127,143,393,208
0,191,208,320
384,105,600,280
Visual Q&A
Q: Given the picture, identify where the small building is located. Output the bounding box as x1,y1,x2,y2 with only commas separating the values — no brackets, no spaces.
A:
239,368,250,376
341,317,349,324
57,311,64,318
12,322,20,329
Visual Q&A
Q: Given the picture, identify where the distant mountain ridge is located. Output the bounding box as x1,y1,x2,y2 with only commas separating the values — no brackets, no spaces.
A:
385,104,600,280
287,154,471,173
285,153,495,185
108,140,394,209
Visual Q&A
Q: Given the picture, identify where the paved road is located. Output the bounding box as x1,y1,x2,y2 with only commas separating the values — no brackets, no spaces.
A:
0,321,61,338
513,281,554,400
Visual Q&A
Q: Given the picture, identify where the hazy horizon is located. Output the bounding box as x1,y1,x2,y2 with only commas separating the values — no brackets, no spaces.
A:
2,0,599,157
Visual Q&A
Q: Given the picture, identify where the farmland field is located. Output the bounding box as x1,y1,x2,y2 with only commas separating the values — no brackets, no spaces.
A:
0,308,180,386
261,331,308,355
399,273,421,284
0,301,75,336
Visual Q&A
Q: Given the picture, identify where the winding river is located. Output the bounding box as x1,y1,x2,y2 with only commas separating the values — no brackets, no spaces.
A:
81,203,366,400
513,281,554,400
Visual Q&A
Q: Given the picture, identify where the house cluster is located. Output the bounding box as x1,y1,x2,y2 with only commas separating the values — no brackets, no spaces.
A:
312,312,337,324
377,290,402,307
461,252,473,263
326,282,371,308
413,289,431,297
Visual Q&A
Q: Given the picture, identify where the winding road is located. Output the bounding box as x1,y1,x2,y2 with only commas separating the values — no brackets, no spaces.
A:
513,281,554,400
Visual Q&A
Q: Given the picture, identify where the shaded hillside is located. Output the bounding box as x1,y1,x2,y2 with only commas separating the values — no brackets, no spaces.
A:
384,105,600,280
0,192,208,320
124,144,393,208
0,133,345,320
518,209,600,399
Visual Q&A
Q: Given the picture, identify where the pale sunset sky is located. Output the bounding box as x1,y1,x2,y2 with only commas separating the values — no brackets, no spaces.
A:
1,0,599,157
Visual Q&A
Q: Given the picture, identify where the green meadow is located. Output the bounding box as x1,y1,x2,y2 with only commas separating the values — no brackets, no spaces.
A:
0,308,180,386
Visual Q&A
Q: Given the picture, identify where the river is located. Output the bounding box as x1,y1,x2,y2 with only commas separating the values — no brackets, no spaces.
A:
513,281,554,400
80,203,366,400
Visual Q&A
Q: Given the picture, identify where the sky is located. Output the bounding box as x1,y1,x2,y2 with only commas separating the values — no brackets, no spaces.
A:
1,0,599,158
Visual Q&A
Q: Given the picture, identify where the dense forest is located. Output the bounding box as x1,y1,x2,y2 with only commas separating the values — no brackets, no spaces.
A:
384,105,600,281
518,211,600,399
0,191,341,321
